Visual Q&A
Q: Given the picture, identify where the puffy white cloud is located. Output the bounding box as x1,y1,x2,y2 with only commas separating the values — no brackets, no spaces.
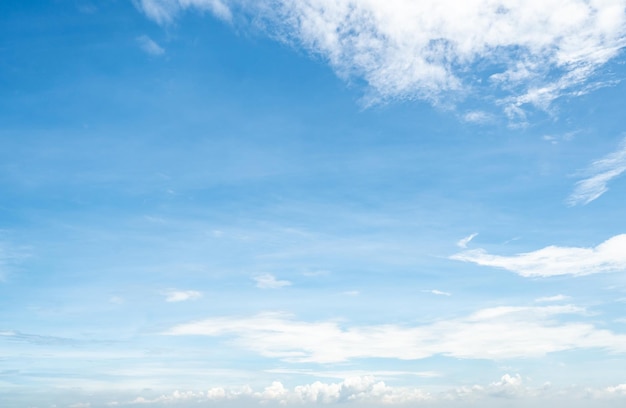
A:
254,273,292,289
164,305,626,363
113,376,626,405
136,35,165,55
135,0,626,115
451,234,626,277
567,137,626,206
164,289,202,302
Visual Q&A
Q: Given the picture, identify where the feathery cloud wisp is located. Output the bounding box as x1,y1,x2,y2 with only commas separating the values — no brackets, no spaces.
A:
451,234,626,277
135,0,626,115
457,233,478,248
136,35,165,56
567,137,626,206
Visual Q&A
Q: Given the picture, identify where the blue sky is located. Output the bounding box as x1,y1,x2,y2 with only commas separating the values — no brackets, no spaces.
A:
2,0,626,407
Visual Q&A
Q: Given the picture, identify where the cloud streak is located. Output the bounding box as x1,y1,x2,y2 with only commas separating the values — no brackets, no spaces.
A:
164,290,202,302
136,35,165,56
165,305,626,363
567,137,626,206
457,233,478,248
254,273,292,289
451,234,626,277
135,0,626,115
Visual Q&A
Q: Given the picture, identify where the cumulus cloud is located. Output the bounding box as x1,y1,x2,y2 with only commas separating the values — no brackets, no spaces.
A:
135,0,626,115
136,35,165,56
457,233,478,248
567,137,626,206
164,290,202,302
254,273,292,289
164,305,626,363
111,376,626,406
451,234,626,277
121,377,430,405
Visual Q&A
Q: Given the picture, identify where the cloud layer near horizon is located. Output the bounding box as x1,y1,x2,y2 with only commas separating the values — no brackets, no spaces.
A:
165,305,626,363
135,0,626,115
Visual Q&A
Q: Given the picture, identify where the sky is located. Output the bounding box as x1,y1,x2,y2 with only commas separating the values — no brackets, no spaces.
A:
2,0,626,407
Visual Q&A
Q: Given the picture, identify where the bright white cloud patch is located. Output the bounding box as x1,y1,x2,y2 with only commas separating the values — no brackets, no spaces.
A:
165,305,626,363
136,35,165,56
254,273,292,289
451,234,626,277
567,137,626,206
165,290,202,302
136,0,626,115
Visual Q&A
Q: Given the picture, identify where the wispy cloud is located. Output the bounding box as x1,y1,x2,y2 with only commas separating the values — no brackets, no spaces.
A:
165,305,626,363
567,137,626,206
164,289,202,302
457,233,478,248
135,0,232,25
136,0,626,115
136,35,165,56
451,234,626,277
535,294,570,303
424,289,452,297
254,273,292,289
462,111,493,124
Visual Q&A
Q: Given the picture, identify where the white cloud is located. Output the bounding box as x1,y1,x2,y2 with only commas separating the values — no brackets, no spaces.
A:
164,289,202,302
136,35,165,56
112,376,626,406
254,273,292,289
535,294,570,303
134,0,232,25
451,234,626,277
164,305,626,363
457,232,478,248
136,0,626,115
567,137,626,206
425,289,452,296
462,111,493,124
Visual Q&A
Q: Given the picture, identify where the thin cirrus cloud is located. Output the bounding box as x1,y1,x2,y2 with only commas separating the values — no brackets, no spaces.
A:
136,34,165,56
424,289,452,297
135,0,626,116
164,290,202,302
451,234,626,277
535,294,571,303
457,232,478,248
567,137,626,206
164,305,626,363
254,273,292,289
